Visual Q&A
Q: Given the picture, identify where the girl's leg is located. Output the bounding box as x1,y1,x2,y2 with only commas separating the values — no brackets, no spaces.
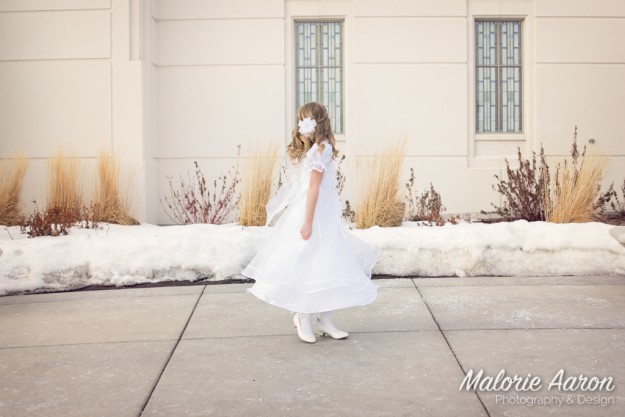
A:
292,312,316,343
316,311,349,339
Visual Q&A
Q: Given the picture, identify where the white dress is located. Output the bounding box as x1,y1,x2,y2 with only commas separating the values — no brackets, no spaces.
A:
242,140,379,313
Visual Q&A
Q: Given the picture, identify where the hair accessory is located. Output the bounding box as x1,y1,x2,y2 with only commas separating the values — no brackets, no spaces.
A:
298,117,317,135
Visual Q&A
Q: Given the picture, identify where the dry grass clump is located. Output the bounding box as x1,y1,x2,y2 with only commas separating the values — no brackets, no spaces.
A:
239,140,280,226
354,138,407,229
94,151,139,225
545,148,608,223
0,157,29,226
47,151,82,220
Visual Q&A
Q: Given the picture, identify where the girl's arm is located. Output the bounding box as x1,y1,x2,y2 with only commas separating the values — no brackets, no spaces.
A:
300,170,323,240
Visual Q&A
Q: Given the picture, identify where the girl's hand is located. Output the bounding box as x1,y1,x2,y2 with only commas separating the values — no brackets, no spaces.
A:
300,222,312,240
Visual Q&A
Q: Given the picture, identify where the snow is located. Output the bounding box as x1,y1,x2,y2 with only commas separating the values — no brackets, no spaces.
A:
1,220,624,296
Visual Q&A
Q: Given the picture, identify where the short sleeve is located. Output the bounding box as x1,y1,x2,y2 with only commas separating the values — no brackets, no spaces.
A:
310,143,333,173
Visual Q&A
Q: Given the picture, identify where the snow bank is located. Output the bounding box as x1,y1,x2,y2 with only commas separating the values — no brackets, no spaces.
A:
355,221,625,278
1,221,624,296
0,224,267,296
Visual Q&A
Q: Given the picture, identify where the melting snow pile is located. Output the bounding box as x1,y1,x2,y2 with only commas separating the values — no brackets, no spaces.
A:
1,220,624,296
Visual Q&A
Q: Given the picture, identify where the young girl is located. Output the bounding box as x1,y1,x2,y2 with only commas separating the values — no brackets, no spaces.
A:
242,102,379,343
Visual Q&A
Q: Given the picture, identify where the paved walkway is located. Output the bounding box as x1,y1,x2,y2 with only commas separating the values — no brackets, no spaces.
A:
0,276,624,417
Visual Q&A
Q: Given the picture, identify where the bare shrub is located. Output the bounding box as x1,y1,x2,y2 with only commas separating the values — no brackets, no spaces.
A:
335,154,356,222
342,200,356,223
20,203,72,238
77,201,102,230
0,156,28,226
486,146,550,222
405,168,449,226
161,146,241,224
617,180,624,214
336,154,347,195
239,140,280,226
274,162,286,192
19,201,101,238
597,177,625,220
354,139,407,228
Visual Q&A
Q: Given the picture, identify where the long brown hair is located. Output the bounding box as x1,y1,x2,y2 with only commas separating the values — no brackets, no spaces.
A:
287,102,339,164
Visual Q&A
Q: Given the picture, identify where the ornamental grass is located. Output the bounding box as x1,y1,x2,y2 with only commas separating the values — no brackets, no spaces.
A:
545,149,609,223
46,151,83,221
239,139,280,226
94,151,139,225
354,138,407,229
0,156,29,226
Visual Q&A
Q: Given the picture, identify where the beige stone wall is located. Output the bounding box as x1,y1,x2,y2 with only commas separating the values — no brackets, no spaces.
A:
1,0,623,224
0,0,145,218
533,0,624,217
149,0,286,224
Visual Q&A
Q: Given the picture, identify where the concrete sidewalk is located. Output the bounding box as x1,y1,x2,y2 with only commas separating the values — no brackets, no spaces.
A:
0,276,624,417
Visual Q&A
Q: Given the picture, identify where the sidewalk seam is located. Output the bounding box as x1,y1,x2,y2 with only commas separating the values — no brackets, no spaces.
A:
0,338,179,351
137,285,207,417
0,292,203,306
412,280,492,417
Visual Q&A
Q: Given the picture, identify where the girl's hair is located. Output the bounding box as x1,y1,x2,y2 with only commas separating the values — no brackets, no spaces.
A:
287,102,339,164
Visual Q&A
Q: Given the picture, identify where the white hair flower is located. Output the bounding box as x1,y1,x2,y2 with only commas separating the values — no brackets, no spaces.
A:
298,117,317,136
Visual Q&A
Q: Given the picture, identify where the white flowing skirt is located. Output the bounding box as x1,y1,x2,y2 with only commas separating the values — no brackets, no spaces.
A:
242,177,379,313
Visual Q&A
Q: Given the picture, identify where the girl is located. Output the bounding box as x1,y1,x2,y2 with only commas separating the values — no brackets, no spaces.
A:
242,102,379,343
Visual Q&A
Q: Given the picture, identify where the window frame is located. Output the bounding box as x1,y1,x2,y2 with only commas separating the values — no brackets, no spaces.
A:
474,17,525,138
294,19,345,135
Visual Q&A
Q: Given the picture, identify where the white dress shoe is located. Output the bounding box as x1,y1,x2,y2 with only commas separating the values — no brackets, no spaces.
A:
316,311,348,339
293,312,316,343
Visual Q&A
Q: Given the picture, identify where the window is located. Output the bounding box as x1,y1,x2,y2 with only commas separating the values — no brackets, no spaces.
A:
475,20,522,133
295,21,344,134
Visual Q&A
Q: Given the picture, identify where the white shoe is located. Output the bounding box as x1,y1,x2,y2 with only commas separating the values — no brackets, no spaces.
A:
316,311,348,339
293,312,316,343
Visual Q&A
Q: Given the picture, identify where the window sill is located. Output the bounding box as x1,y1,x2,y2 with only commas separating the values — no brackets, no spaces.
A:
475,133,526,141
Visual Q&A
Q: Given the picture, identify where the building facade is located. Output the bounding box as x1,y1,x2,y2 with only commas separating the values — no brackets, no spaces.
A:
1,0,624,224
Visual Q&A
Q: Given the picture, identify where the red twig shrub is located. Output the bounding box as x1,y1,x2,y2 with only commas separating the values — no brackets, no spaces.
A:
18,202,100,238
160,146,241,224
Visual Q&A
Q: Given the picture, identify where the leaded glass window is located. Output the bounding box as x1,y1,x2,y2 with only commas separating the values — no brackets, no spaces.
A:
295,21,344,134
476,20,522,133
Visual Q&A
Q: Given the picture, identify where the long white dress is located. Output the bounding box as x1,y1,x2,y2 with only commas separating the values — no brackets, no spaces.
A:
242,140,379,313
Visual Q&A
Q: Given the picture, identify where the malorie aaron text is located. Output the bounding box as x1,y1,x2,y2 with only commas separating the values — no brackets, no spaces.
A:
459,369,615,393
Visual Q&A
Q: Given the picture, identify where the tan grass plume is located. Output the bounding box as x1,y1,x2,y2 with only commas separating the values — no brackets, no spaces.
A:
239,139,280,226
0,156,29,226
545,150,609,223
47,150,82,217
94,151,139,225
354,137,408,229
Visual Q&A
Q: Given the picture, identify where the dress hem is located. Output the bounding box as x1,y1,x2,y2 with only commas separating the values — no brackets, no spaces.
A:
246,285,378,314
